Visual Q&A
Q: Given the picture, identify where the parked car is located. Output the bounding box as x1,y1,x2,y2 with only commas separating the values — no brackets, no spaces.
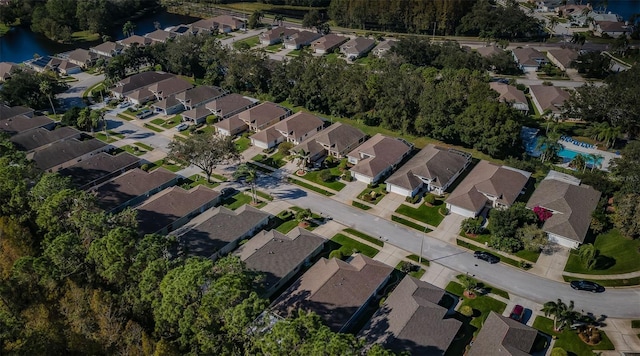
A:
176,123,189,132
570,280,605,293
136,109,153,119
117,101,131,109
509,304,525,322
473,251,500,264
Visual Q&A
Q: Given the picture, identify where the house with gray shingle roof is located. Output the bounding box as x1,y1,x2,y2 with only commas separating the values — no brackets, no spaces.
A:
372,40,397,57
235,227,325,297
206,93,259,120
145,29,176,44
0,104,34,120
59,152,139,189
66,49,97,69
512,47,548,72
529,85,571,117
10,126,81,154
348,134,413,184
446,160,531,218
475,45,504,58
386,144,471,197
237,102,290,132
90,41,124,58
311,33,349,54
182,106,213,125
284,30,322,50
260,27,300,45
272,254,393,332
214,115,248,137
148,77,193,102
175,85,226,111
111,71,174,99
151,95,183,116
467,311,538,356
92,168,178,212
292,122,366,167
31,137,109,172
0,62,19,82
0,114,55,136
118,35,153,48
249,126,282,149
341,37,376,60
546,48,578,71
526,171,601,249
273,111,325,145
359,276,461,355
490,82,529,113
173,205,271,259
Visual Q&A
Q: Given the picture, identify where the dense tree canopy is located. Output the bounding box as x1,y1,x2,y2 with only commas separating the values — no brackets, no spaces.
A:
0,70,67,111
457,0,543,39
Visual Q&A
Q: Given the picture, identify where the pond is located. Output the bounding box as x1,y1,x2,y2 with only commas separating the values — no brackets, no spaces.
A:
0,11,200,63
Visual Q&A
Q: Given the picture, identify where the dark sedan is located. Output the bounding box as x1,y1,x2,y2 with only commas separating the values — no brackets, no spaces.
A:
473,251,500,264
570,280,605,293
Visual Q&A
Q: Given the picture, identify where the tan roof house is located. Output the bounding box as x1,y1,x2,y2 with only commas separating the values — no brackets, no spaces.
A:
467,312,538,356
489,82,529,113
311,33,349,54
0,114,55,136
235,227,325,297
182,106,213,125
209,15,245,31
249,126,283,149
237,102,290,132
119,35,152,48
273,111,325,145
59,152,139,189
175,85,226,110
529,85,571,117
341,37,376,60
348,134,413,185
271,254,393,332
526,171,601,249
214,115,249,137
10,126,81,153
591,21,630,37
259,27,300,45
512,47,548,72
148,77,193,101
372,40,397,57
32,138,109,172
173,205,271,260
546,48,578,71
293,122,366,166
0,62,19,82
111,71,175,99
206,93,258,120
151,95,183,116
284,30,322,50
475,45,504,58
92,168,178,212
66,49,97,68
144,29,176,43
386,144,471,197
446,160,531,218
359,276,461,355
90,41,124,58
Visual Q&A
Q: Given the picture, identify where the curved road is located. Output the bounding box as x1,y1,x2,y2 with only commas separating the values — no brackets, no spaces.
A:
256,174,640,319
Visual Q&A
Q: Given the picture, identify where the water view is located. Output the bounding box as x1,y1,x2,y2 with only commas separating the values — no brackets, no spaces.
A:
0,11,200,63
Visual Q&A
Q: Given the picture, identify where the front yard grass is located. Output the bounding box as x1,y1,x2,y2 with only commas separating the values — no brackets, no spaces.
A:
119,145,147,156
343,228,384,247
223,192,266,211
133,142,153,151
331,233,379,258
234,35,260,49
143,123,164,132
461,294,507,336
265,43,283,52
533,316,614,354
357,184,387,205
95,132,118,143
456,239,527,270
302,167,346,191
272,209,318,234
117,113,134,121
162,115,182,129
454,274,509,300
395,261,426,279
181,174,220,189
564,229,640,275
151,159,183,173
391,215,433,233
288,177,334,196
351,201,372,210
235,136,251,152
395,199,446,227
252,152,287,168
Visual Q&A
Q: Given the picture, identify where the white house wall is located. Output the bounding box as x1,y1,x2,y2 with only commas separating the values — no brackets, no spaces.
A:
447,204,478,218
547,232,580,249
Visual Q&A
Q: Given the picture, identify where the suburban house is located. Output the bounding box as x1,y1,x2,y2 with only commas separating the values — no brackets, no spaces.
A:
467,312,538,356
46,58,81,75
347,134,413,184
446,160,531,218
148,77,193,101
111,71,174,99
89,41,124,58
175,85,226,110
237,102,290,132
145,29,177,44
283,30,322,50
359,276,462,355
92,168,178,212
372,40,397,57
169,24,196,37
235,227,325,298
206,93,259,120
546,48,578,71
182,106,213,125
273,111,325,145
151,96,183,116
590,21,630,37
26,56,53,73
173,205,270,260
340,37,376,60
214,115,249,137
489,82,529,113
119,35,153,48
66,49,97,69
271,254,393,332
10,126,81,154
189,18,221,33
386,144,471,197
311,34,349,54
0,114,55,136
31,138,109,172
529,85,571,117
259,27,300,45
209,15,245,31
249,127,283,149
526,171,601,249
59,152,140,190
293,122,366,166
0,62,19,82
127,88,156,106
474,45,504,58
135,185,221,236
556,4,590,17
0,104,34,120
512,47,548,72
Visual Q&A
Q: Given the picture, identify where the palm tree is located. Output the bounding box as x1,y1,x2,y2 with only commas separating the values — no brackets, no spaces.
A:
122,21,136,38
295,208,312,226
578,243,597,270
39,80,56,116
459,274,478,297
536,135,561,163
548,16,559,38
571,154,587,172
234,163,259,204
292,150,310,173
542,299,581,331
273,14,285,26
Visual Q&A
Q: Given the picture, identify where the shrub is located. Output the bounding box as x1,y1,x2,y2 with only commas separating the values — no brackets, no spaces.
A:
550,347,567,356
459,305,473,317
339,245,355,256
278,141,294,156
341,173,353,182
205,115,217,124
424,193,436,205
461,217,484,235
140,163,150,171
405,194,421,204
329,249,343,259
319,169,333,182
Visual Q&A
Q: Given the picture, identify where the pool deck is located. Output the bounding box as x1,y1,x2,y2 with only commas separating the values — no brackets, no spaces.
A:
556,139,618,171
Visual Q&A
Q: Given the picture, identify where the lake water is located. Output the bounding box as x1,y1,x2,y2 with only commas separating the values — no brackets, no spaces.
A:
0,11,200,63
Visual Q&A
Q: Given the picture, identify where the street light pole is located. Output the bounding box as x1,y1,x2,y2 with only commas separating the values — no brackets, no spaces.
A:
432,22,437,40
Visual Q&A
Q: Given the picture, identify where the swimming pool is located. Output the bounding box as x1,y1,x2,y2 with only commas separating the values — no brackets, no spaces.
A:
522,134,603,166
557,146,603,165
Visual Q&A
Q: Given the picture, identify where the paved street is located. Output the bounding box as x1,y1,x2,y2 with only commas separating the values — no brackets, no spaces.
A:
58,73,105,109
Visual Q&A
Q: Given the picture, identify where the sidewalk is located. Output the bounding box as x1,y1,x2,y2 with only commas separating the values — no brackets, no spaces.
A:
528,246,569,282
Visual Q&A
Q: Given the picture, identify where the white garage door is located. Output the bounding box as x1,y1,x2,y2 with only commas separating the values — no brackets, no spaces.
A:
447,204,478,218
352,172,372,184
386,183,412,197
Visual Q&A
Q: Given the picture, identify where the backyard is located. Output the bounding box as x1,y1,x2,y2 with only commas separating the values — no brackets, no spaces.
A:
533,316,614,354
564,229,640,275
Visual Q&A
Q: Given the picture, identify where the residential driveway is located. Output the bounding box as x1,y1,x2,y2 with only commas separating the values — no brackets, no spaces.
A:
57,73,105,109
332,180,367,204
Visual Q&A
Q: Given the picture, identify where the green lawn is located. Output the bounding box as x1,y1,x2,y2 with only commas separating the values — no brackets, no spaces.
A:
256,190,273,201
120,145,147,156
235,136,251,152
461,232,539,263
287,49,302,57
461,295,507,336
152,159,183,173
94,132,118,143
272,210,317,234
151,118,165,125
406,254,430,266
455,274,509,300
331,233,379,258
302,167,346,191
252,152,287,168
133,142,153,151
162,115,182,128
143,123,164,132
351,201,372,210
107,130,125,139
71,30,100,42
223,192,265,210
182,174,220,189
234,35,260,49
456,239,528,270
396,261,426,279
343,228,384,247
288,178,334,196
563,275,640,287
210,173,228,182
195,125,215,135
357,184,387,205
391,215,433,233
564,229,640,275
117,113,134,121
0,23,10,36
265,43,283,52
533,316,614,354
395,199,446,227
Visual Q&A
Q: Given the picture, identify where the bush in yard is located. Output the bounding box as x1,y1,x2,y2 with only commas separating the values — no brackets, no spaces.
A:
424,193,436,205
405,194,421,204
339,245,355,256
461,217,484,235
140,163,150,171
459,305,473,317
319,169,333,182
399,261,416,273
550,347,567,356
329,249,343,259
490,234,524,253
206,115,217,124
338,159,348,171
278,141,294,156
341,173,354,182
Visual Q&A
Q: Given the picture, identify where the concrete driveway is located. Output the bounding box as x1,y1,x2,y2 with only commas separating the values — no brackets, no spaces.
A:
57,73,105,110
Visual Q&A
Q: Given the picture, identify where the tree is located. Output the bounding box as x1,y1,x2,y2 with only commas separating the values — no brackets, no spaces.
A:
295,208,312,224
247,10,263,29
570,153,587,172
122,20,135,37
611,142,640,194
578,243,598,270
39,79,57,116
292,149,310,172
517,224,549,252
233,163,258,204
542,299,581,331
461,217,484,235
536,135,561,163
273,14,285,26
0,69,67,109
548,16,559,38
302,9,320,29
613,193,640,239
168,133,239,183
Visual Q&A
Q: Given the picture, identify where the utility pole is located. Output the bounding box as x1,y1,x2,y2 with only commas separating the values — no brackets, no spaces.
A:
432,22,437,40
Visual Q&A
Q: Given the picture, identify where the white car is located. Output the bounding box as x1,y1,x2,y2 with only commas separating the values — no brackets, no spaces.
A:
118,101,131,109
176,123,189,131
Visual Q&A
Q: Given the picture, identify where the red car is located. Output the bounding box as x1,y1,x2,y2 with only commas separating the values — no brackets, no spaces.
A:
509,304,525,322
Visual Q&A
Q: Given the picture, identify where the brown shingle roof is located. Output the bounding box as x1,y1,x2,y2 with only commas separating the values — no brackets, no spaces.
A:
120,35,152,47
0,62,19,80
0,115,54,135
182,106,211,121
526,171,601,243
341,37,376,56
148,77,193,99
476,45,504,58
312,33,349,52
272,254,393,332
529,85,571,114
174,86,225,107
206,93,257,118
249,126,280,144
145,29,176,42
236,227,325,289
512,47,546,67
260,27,300,42
59,152,139,188
10,126,80,152
489,82,527,105
0,104,33,120
237,102,288,128
546,48,578,68
360,276,461,354
273,111,324,140
285,30,322,46
467,312,537,356
214,115,248,133
90,41,123,55
111,71,174,96
312,122,366,154
93,168,177,211
67,49,97,65
32,138,106,171
175,205,270,258
349,134,412,179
